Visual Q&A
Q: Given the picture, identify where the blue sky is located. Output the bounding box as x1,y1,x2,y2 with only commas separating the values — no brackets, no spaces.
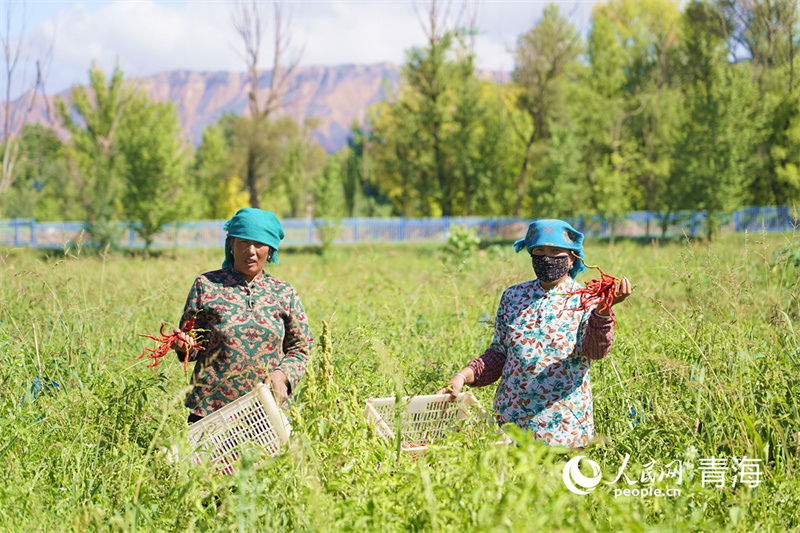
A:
11,1,596,97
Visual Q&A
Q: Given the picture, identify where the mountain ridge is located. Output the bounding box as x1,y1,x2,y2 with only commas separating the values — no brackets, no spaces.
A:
3,62,404,153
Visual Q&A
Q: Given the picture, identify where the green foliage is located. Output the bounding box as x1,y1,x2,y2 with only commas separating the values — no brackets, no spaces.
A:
356,0,800,221
8,0,800,227
277,131,328,219
314,155,345,253
442,225,480,265
773,241,800,271
0,124,71,221
192,121,249,219
369,27,510,217
764,93,800,205
118,93,190,251
341,120,391,217
512,4,583,217
1,233,799,531
55,63,129,249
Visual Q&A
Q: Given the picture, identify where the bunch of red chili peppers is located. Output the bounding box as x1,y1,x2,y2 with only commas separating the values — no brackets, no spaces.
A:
563,260,620,326
133,317,203,372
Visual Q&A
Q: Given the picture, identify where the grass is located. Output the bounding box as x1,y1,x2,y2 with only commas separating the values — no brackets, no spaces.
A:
1,230,799,532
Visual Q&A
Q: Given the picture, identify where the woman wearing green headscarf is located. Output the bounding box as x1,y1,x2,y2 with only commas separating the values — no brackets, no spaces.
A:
172,208,312,423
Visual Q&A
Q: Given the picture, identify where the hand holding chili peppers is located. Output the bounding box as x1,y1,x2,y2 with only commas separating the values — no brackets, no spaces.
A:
562,260,632,326
133,317,204,372
597,276,631,315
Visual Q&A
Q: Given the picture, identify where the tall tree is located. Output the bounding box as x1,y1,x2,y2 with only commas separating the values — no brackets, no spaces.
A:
404,0,482,216
403,9,454,215
341,121,364,217
571,5,634,226
511,4,582,217
1,124,67,220
717,0,800,92
231,0,300,208
0,0,52,215
368,1,493,217
193,121,250,219
712,0,800,206
117,92,188,253
601,0,684,231
368,89,423,216
55,64,129,247
674,2,759,238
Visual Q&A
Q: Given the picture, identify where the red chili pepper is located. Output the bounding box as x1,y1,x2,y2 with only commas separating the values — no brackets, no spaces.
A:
132,317,203,371
408,441,429,461
562,261,620,327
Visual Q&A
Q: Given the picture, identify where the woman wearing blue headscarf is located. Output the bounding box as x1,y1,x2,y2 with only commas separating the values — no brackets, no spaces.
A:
440,219,631,448
171,208,312,423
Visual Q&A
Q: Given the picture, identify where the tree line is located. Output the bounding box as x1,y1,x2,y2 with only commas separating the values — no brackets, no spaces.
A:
1,0,799,247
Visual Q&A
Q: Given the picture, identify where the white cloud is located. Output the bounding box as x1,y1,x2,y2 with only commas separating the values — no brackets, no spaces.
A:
29,0,597,94
295,2,423,66
48,2,238,74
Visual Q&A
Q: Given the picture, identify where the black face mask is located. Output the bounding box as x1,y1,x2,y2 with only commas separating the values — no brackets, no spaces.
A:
531,254,572,283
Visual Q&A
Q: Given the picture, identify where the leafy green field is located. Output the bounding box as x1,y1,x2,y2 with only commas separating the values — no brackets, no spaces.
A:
1,232,799,532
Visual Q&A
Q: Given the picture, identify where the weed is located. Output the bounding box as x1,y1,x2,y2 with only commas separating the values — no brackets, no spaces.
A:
0,233,798,531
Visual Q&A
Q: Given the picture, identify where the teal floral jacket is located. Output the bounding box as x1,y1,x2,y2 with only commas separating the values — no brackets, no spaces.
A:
468,277,615,448
179,267,312,417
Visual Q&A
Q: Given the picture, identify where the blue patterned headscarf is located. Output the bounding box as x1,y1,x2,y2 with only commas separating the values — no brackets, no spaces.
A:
222,208,285,268
513,219,587,278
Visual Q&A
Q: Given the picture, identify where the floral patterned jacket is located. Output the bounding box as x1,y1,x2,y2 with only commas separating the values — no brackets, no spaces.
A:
179,267,312,417
467,277,615,448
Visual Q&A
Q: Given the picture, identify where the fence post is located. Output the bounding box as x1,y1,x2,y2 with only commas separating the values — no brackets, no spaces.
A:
734,210,740,232
353,218,358,243
645,211,651,238
398,217,404,241
690,211,696,237
14,218,20,245
29,218,36,247
489,218,495,238
308,218,314,244
129,223,135,247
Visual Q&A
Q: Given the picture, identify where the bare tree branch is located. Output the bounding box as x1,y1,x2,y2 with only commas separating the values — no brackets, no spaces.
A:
232,0,301,119
413,0,457,44
231,0,303,208
0,0,53,209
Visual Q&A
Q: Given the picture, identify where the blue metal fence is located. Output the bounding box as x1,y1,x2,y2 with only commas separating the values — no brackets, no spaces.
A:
1,207,797,249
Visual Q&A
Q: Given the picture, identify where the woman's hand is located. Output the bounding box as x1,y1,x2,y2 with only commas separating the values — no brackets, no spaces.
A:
172,327,188,357
268,370,290,406
436,368,474,402
597,277,632,316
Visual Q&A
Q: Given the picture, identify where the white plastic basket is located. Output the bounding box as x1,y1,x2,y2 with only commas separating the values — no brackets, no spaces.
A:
174,383,291,475
364,392,508,453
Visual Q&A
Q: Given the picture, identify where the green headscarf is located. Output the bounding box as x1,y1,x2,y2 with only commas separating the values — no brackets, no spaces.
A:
222,208,285,268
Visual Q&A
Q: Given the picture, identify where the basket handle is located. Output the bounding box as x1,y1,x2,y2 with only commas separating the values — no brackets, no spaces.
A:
257,383,291,444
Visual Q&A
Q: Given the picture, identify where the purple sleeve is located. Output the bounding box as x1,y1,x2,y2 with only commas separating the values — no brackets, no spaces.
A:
466,288,511,387
579,309,615,361
467,348,507,387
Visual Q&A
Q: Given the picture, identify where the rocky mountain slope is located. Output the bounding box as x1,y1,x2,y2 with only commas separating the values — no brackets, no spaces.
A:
4,63,402,153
